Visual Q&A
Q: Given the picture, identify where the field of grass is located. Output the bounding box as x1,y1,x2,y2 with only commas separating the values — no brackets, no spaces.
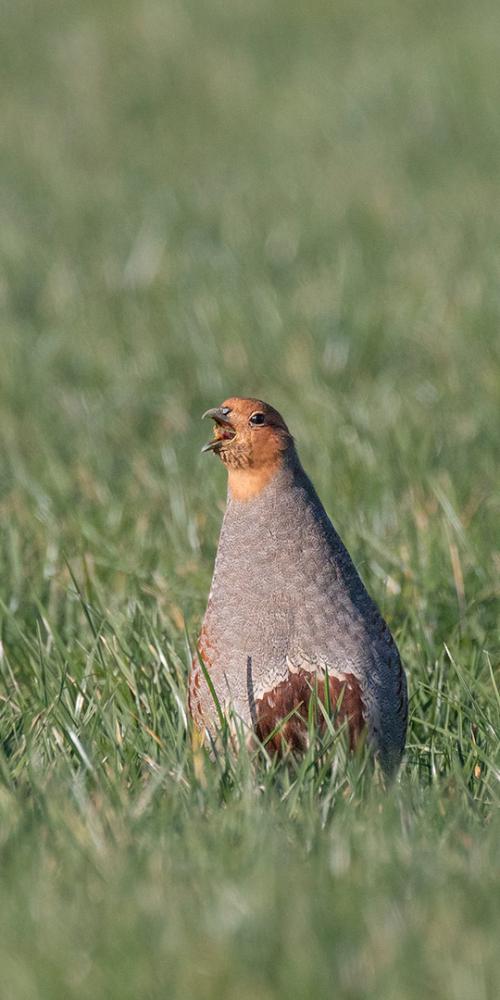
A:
1,1,500,997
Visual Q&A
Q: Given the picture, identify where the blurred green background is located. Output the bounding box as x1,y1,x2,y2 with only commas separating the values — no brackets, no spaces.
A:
1,1,499,998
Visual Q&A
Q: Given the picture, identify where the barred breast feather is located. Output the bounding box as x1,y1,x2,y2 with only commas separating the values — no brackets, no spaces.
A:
190,452,407,776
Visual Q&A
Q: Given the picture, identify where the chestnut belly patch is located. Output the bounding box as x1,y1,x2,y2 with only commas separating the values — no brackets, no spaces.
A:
254,668,364,753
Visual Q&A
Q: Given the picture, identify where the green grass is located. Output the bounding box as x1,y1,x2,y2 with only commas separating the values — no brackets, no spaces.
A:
1,0,500,996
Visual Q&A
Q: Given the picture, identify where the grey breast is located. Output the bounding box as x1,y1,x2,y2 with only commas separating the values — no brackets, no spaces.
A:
201,455,407,767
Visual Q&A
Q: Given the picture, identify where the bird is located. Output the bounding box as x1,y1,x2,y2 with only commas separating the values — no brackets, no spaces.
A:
189,397,407,776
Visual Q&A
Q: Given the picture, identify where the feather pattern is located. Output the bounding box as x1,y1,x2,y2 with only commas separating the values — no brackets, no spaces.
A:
192,418,407,775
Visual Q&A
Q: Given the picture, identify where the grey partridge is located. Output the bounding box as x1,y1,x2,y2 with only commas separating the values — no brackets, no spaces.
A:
189,397,407,775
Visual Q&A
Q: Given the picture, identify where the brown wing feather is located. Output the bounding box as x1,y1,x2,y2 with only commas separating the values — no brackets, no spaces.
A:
188,625,216,729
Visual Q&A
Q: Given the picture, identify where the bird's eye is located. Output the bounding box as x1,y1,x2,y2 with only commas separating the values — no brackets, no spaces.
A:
249,412,266,426
220,406,231,416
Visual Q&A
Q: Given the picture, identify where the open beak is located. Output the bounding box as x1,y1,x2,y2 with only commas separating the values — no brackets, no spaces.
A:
201,407,236,453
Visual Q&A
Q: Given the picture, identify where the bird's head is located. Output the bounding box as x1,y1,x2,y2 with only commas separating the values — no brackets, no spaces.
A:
202,397,294,500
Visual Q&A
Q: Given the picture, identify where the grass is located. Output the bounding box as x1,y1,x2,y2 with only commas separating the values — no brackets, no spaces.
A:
1,0,500,996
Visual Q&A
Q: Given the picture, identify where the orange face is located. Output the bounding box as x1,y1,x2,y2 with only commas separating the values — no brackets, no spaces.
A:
202,397,293,497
